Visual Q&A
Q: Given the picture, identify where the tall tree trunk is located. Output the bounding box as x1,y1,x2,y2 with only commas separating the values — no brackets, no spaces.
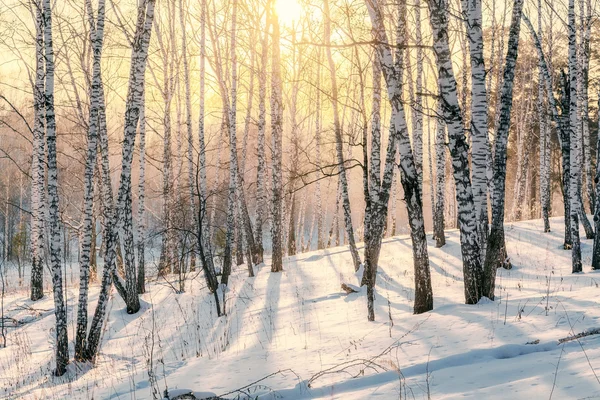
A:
323,0,361,271
537,0,551,233
592,94,600,269
30,0,45,302
568,0,582,273
429,0,486,304
364,0,433,318
75,0,106,361
523,15,570,247
42,0,69,375
137,90,146,294
483,0,524,299
85,0,155,360
222,0,239,285
460,0,489,264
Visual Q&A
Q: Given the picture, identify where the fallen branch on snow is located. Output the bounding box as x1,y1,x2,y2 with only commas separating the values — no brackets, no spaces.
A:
558,328,600,344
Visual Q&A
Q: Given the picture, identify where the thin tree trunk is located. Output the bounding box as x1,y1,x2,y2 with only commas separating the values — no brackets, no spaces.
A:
324,0,361,271
568,0,582,272
222,0,239,285
433,101,446,247
270,6,284,273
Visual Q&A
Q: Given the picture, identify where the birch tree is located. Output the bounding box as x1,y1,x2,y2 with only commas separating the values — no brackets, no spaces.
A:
483,0,524,298
568,0,582,272
363,0,433,319
270,3,284,273
433,100,446,247
75,0,106,361
254,1,270,263
323,0,361,272
30,0,45,302
428,0,488,304
537,0,551,233
85,0,155,359
42,0,69,374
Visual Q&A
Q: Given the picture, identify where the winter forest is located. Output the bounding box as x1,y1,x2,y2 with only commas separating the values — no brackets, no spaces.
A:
1,0,600,397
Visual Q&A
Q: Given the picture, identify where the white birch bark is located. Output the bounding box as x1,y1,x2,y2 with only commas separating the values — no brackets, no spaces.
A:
460,0,489,263
75,0,106,361
568,0,582,272
364,0,433,318
42,0,69,374
537,0,551,232
433,100,446,247
254,2,270,262
86,0,155,359
270,7,284,273
222,0,239,284
484,0,525,298
30,0,45,302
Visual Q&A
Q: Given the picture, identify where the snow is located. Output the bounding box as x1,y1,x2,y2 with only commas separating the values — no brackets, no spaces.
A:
2,217,600,399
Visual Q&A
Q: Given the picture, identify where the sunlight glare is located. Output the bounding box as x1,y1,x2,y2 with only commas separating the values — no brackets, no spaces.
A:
275,0,303,27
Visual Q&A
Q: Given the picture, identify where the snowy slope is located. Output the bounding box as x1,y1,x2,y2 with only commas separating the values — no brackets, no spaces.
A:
2,217,600,399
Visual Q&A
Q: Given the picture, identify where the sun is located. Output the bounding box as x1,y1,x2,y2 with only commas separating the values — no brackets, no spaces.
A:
274,0,303,27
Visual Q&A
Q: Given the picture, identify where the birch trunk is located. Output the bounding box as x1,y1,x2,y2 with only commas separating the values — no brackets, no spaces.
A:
568,0,582,272
523,15,571,247
137,90,146,294
433,101,446,247
537,0,551,232
592,94,600,269
75,0,106,361
222,0,239,285
460,0,489,263
429,0,485,304
254,2,270,263
30,0,45,302
324,0,361,271
40,0,69,374
484,0,525,299
85,0,155,360
364,0,433,318
270,8,284,273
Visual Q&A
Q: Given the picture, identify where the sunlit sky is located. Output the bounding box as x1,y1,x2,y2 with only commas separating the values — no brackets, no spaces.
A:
275,0,303,26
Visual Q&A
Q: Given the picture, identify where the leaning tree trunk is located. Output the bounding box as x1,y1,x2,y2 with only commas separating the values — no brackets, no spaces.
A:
85,0,155,361
523,15,570,248
30,0,45,302
483,0,524,300
42,0,69,375
324,0,361,271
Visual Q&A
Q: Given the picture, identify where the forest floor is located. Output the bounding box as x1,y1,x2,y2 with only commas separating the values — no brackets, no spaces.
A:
2,217,600,399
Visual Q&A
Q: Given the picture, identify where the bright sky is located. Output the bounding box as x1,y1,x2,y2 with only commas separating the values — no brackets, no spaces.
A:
275,0,303,26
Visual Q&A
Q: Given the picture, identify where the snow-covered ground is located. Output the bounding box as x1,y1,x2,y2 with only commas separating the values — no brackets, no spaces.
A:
2,217,600,399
